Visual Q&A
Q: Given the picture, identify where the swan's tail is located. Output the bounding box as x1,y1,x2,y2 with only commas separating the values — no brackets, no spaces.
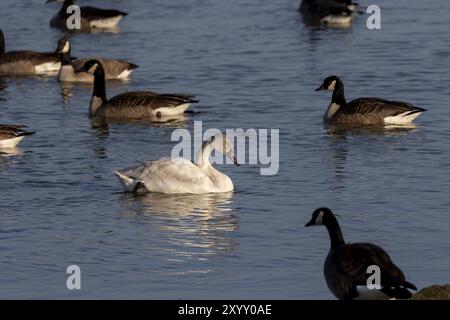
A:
114,170,145,193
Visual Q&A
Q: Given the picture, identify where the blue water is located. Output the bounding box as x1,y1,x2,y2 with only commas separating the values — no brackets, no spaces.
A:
1,0,449,299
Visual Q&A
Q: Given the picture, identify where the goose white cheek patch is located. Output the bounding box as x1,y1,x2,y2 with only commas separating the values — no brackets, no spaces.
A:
327,80,336,91
315,211,324,224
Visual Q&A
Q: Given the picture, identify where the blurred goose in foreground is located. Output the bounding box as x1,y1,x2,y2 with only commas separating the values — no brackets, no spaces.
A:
305,208,417,300
47,0,128,30
0,29,61,75
0,125,35,148
299,0,358,26
316,76,426,126
56,37,138,82
79,60,198,119
115,133,239,194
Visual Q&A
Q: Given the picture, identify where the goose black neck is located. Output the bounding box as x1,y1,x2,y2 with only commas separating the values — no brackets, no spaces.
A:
60,0,74,14
0,30,5,54
331,80,347,107
60,51,71,66
324,214,345,249
93,67,107,102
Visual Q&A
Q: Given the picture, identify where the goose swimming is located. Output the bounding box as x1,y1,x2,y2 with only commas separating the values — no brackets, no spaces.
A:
115,133,239,194
79,60,198,119
316,75,426,126
0,125,35,148
56,37,138,82
305,207,417,300
0,29,61,75
46,0,128,30
299,0,358,26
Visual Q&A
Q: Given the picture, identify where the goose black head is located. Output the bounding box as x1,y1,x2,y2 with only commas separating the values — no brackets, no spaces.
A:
56,36,70,54
79,59,103,74
305,207,334,227
315,76,342,92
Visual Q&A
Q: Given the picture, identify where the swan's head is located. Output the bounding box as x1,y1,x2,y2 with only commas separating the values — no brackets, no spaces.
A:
305,207,334,227
79,59,104,74
208,133,239,166
56,36,70,54
315,75,342,92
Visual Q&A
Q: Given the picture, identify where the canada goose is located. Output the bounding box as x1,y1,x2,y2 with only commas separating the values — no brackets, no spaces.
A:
79,60,198,119
305,208,417,300
316,76,426,126
46,0,128,30
299,0,358,26
56,37,138,82
115,133,238,194
0,29,61,75
0,125,35,148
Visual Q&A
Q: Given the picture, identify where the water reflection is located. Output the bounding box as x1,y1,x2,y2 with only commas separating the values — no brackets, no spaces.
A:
0,147,23,171
90,113,189,131
59,27,122,35
57,80,130,103
325,124,421,137
118,192,238,255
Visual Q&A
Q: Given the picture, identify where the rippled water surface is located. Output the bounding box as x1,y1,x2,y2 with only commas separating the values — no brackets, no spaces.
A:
1,0,450,299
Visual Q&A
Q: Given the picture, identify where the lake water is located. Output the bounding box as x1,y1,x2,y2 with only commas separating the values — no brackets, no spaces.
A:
1,0,449,299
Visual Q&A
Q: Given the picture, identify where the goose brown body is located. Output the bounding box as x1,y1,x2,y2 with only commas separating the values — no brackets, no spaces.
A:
306,208,417,300
79,60,198,119
0,30,60,75
316,76,426,126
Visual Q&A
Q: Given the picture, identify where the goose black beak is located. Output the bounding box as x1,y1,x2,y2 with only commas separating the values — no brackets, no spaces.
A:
315,85,324,92
305,219,314,227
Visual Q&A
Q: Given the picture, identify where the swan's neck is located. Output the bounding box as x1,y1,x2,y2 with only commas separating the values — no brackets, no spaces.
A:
324,215,345,250
0,31,5,54
90,68,107,116
197,141,213,169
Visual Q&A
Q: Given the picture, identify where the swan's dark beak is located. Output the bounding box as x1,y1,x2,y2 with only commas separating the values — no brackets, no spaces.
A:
233,155,239,166
315,85,324,92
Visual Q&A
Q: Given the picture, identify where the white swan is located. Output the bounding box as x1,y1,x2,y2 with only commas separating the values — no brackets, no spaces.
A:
114,133,239,194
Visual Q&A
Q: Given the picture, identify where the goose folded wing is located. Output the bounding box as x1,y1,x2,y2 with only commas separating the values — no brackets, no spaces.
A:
72,58,137,76
345,98,424,118
0,51,59,64
331,243,410,298
80,6,128,20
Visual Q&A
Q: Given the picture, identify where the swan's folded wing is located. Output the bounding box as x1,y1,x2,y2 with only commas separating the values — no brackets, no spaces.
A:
121,158,206,184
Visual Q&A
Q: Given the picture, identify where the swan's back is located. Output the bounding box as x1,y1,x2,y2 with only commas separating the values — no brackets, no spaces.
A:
118,158,216,194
